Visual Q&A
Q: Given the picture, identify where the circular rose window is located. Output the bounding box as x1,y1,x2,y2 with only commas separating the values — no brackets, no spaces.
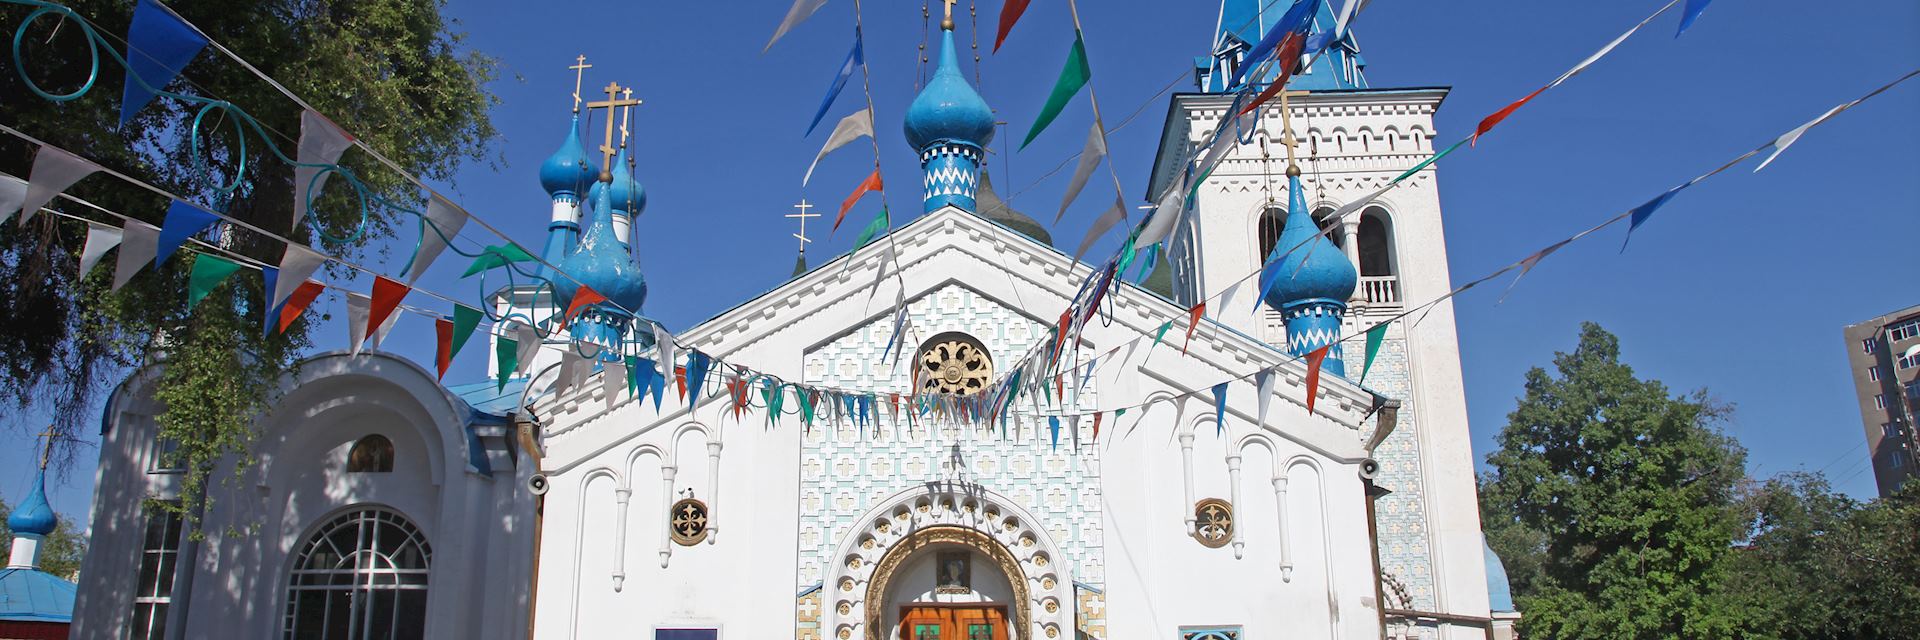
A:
916,333,993,396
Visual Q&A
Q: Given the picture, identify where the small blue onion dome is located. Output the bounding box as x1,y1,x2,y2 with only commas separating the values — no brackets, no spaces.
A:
903,29,996,152
607,147,646,215
538,116,598,198
552,181,647,314
8,469,57,537
1263,174,1356,309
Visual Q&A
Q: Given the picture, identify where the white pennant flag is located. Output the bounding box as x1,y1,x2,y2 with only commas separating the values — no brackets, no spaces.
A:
513,323,540,375
1546,4,1665,91
370,301,402,350
21,146,101,226
1073,196,1128,262
0,175,26,226
293,110,354,229
347,293,373,355
804,108,873,186
653,324,676,378
78,222,123,276
763,0,828,53
555,348,584,397
1755,104,1848,172
1057,123,1109,224
867,243,895,305
272,245,328,310
1219,279,1243,312
408,193,470,283
603,358,627,409
1328,183,1395,221
1135,179,1186,248
1255,367,1278,431
113,221,161,290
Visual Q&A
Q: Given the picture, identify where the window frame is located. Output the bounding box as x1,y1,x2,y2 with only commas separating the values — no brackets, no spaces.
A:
128,502,184,640
282,507,431,640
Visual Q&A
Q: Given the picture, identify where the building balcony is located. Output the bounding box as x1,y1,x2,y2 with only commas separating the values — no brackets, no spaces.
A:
1358,275,1402,308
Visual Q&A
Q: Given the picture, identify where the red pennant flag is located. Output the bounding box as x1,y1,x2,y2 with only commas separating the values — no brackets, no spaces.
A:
835,169,883,233
674,365,688,399
1054,374,1064,401
1473,86,1546,146
1054,310,1072,357
559,286,607,331
1236,34,1309,117
728,375,750,420
275,280,326,334
1304,345,1330,414
367,276,409,343
1092,411,1102,442
434,317,454,380
1182,302,1207,355
993,0,1033,52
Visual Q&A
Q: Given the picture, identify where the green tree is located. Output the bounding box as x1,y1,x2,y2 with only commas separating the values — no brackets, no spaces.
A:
1719,474,1920,639
1479,322,1748,639
0,0,497,528
0,497,89,580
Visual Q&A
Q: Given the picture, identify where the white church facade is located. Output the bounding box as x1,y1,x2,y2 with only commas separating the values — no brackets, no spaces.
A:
69,2,1517,639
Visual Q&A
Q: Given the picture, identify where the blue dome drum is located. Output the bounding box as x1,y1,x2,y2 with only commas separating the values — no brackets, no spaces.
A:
1262,174,1357,376
904,28,995,213
539,116,598,279
553,180,648,357
7,469,57,537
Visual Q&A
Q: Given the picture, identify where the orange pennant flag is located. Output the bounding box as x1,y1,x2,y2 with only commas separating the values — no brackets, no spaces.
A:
434,316,454,380
559,286,607,331
835,169,883,233
1235,35,1309,117
1304,345,1330,414
367,276,409,342
1091,411,1102,442
1473,86,1546,146
275,280,326,334
1182,302,1207,355
674,365,688,399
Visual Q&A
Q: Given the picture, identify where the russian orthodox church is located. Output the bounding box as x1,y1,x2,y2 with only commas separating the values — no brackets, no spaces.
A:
67,1,1518,639
3,461,77,640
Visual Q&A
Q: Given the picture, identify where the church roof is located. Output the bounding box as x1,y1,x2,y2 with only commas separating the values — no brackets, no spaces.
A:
1484,540,1517,613
903,29,995,153
1262,173,1356,309
974,171,1050,245
538,115,597,198
0,567,75,623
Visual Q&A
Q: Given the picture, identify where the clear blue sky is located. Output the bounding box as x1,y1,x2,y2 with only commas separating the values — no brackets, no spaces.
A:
6,0,1918,527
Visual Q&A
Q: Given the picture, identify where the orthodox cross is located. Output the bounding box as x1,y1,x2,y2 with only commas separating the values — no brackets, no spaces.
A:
585,81,643,174
1275,88,1311,174
940,0,957,29
787,200,819,253
569,55,592,113
618,87,636,151
35,425,57,469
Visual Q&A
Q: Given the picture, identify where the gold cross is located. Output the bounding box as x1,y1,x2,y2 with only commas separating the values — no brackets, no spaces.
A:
36,425,57,469
1275,88,1311,173
569,55,592,113
619,88,636,149
941,0,957,29
787,200,819,252
584,81,643,175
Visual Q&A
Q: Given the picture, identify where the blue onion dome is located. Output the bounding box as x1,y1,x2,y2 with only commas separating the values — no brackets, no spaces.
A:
8,469,57,537
607,147,646,216
538,116,598,198
903,29,996,152
552,181,647,314
1263,174,1356,309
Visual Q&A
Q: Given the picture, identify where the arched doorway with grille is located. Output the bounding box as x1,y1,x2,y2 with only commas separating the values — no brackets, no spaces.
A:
282,507,431,640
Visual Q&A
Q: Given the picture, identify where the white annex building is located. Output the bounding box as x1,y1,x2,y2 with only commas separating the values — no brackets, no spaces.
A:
70,2,1520,639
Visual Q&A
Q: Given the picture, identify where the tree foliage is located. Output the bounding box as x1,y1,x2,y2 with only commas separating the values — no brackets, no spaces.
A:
0,497,89,580
0,0,497,529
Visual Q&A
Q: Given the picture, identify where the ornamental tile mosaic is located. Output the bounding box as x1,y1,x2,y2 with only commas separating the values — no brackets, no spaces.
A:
1341,324,1437,612
796,283,1106,627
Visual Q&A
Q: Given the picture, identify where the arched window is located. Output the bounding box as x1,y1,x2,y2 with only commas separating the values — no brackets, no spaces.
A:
1257,206,1341,263
285,508,431,640
347,435,393,473
1357,208,1395,276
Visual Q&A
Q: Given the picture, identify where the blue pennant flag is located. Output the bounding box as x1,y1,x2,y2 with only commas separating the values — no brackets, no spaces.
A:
1212,381,1229,436
1675,0,1714,37
685,351,712,408
1229,0,1320,88
807,30,864,136
1620,186,1684,252
1048,415,1061,451
635,358,664,410
156,199,221,266
122,0,210,125
259,266,280,334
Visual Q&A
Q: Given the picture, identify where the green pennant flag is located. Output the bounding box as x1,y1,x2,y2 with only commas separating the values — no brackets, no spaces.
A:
1115,407,1127,418
186,253,245,312
764,381,786,426
1115,234,1139,275
1392,138,1468,184
495,336,518,392
448,304,482,360
1150,320,1174,348
626,355,643,397
1359,322,1389,385
1020,33,1091,150
853,207,890,251
462,244,539,277
799,388,817,430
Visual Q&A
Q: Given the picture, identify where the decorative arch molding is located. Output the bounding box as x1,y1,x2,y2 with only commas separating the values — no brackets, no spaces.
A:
823,483,1074,640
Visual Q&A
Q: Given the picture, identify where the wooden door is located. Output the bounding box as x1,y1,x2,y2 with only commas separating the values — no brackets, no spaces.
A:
899,605,1009,640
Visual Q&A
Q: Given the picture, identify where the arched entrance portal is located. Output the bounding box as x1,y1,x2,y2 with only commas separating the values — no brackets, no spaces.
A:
869,526,1024,640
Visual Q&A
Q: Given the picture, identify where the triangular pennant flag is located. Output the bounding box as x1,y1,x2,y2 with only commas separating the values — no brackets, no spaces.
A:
1304,345,1329,414
1022,34,1091,150
993,0,1032,52
1073,196,1128,262
807,31,863,136
555,349,584,397
1676,0,1713,37
1235,27,1314,115
805,108,874,186
1151,320,1173,348
1182,302,1206,355
513,323,540,375
112,221,160,291
853,207,890,251
685,351,712,408
1620,186,1684,252
635,358,663,409
461,244,538,277
1056,123,1108,224
559,286,607,331
0,175,25,226
1048,415,1061,451
156,200,221,265
1091,411,1102,442
1229,0,1318,87
1498,238,1572,304
1069,415,1081,449
627,356,644,397
835,169,883,233
654,324,677,379
407,193,469,283
78,222,123,276
347,292,373,356
764,0,829,53
434,316,455,380
293,110,354,229
21,146,102,226
367,276,409,348
1756,103,1848,172
185,252,244,312
1255,368,1277,431
1472,87,1545,145
494,335,517,392
448,305,482,361
276,280,324,334
1136,180,1186,249
604,359,627,410
1391,138,1467,184
271,244,328,310
1359,322,1388,385
674,366,687,400
1212,381,1230,436
121,0,209,124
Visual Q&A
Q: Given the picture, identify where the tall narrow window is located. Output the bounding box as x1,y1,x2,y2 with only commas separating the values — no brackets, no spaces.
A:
1357,209,1395,277
284,508,431,640
1257,207,1286,262
348,435,394,473
129,504,184,640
